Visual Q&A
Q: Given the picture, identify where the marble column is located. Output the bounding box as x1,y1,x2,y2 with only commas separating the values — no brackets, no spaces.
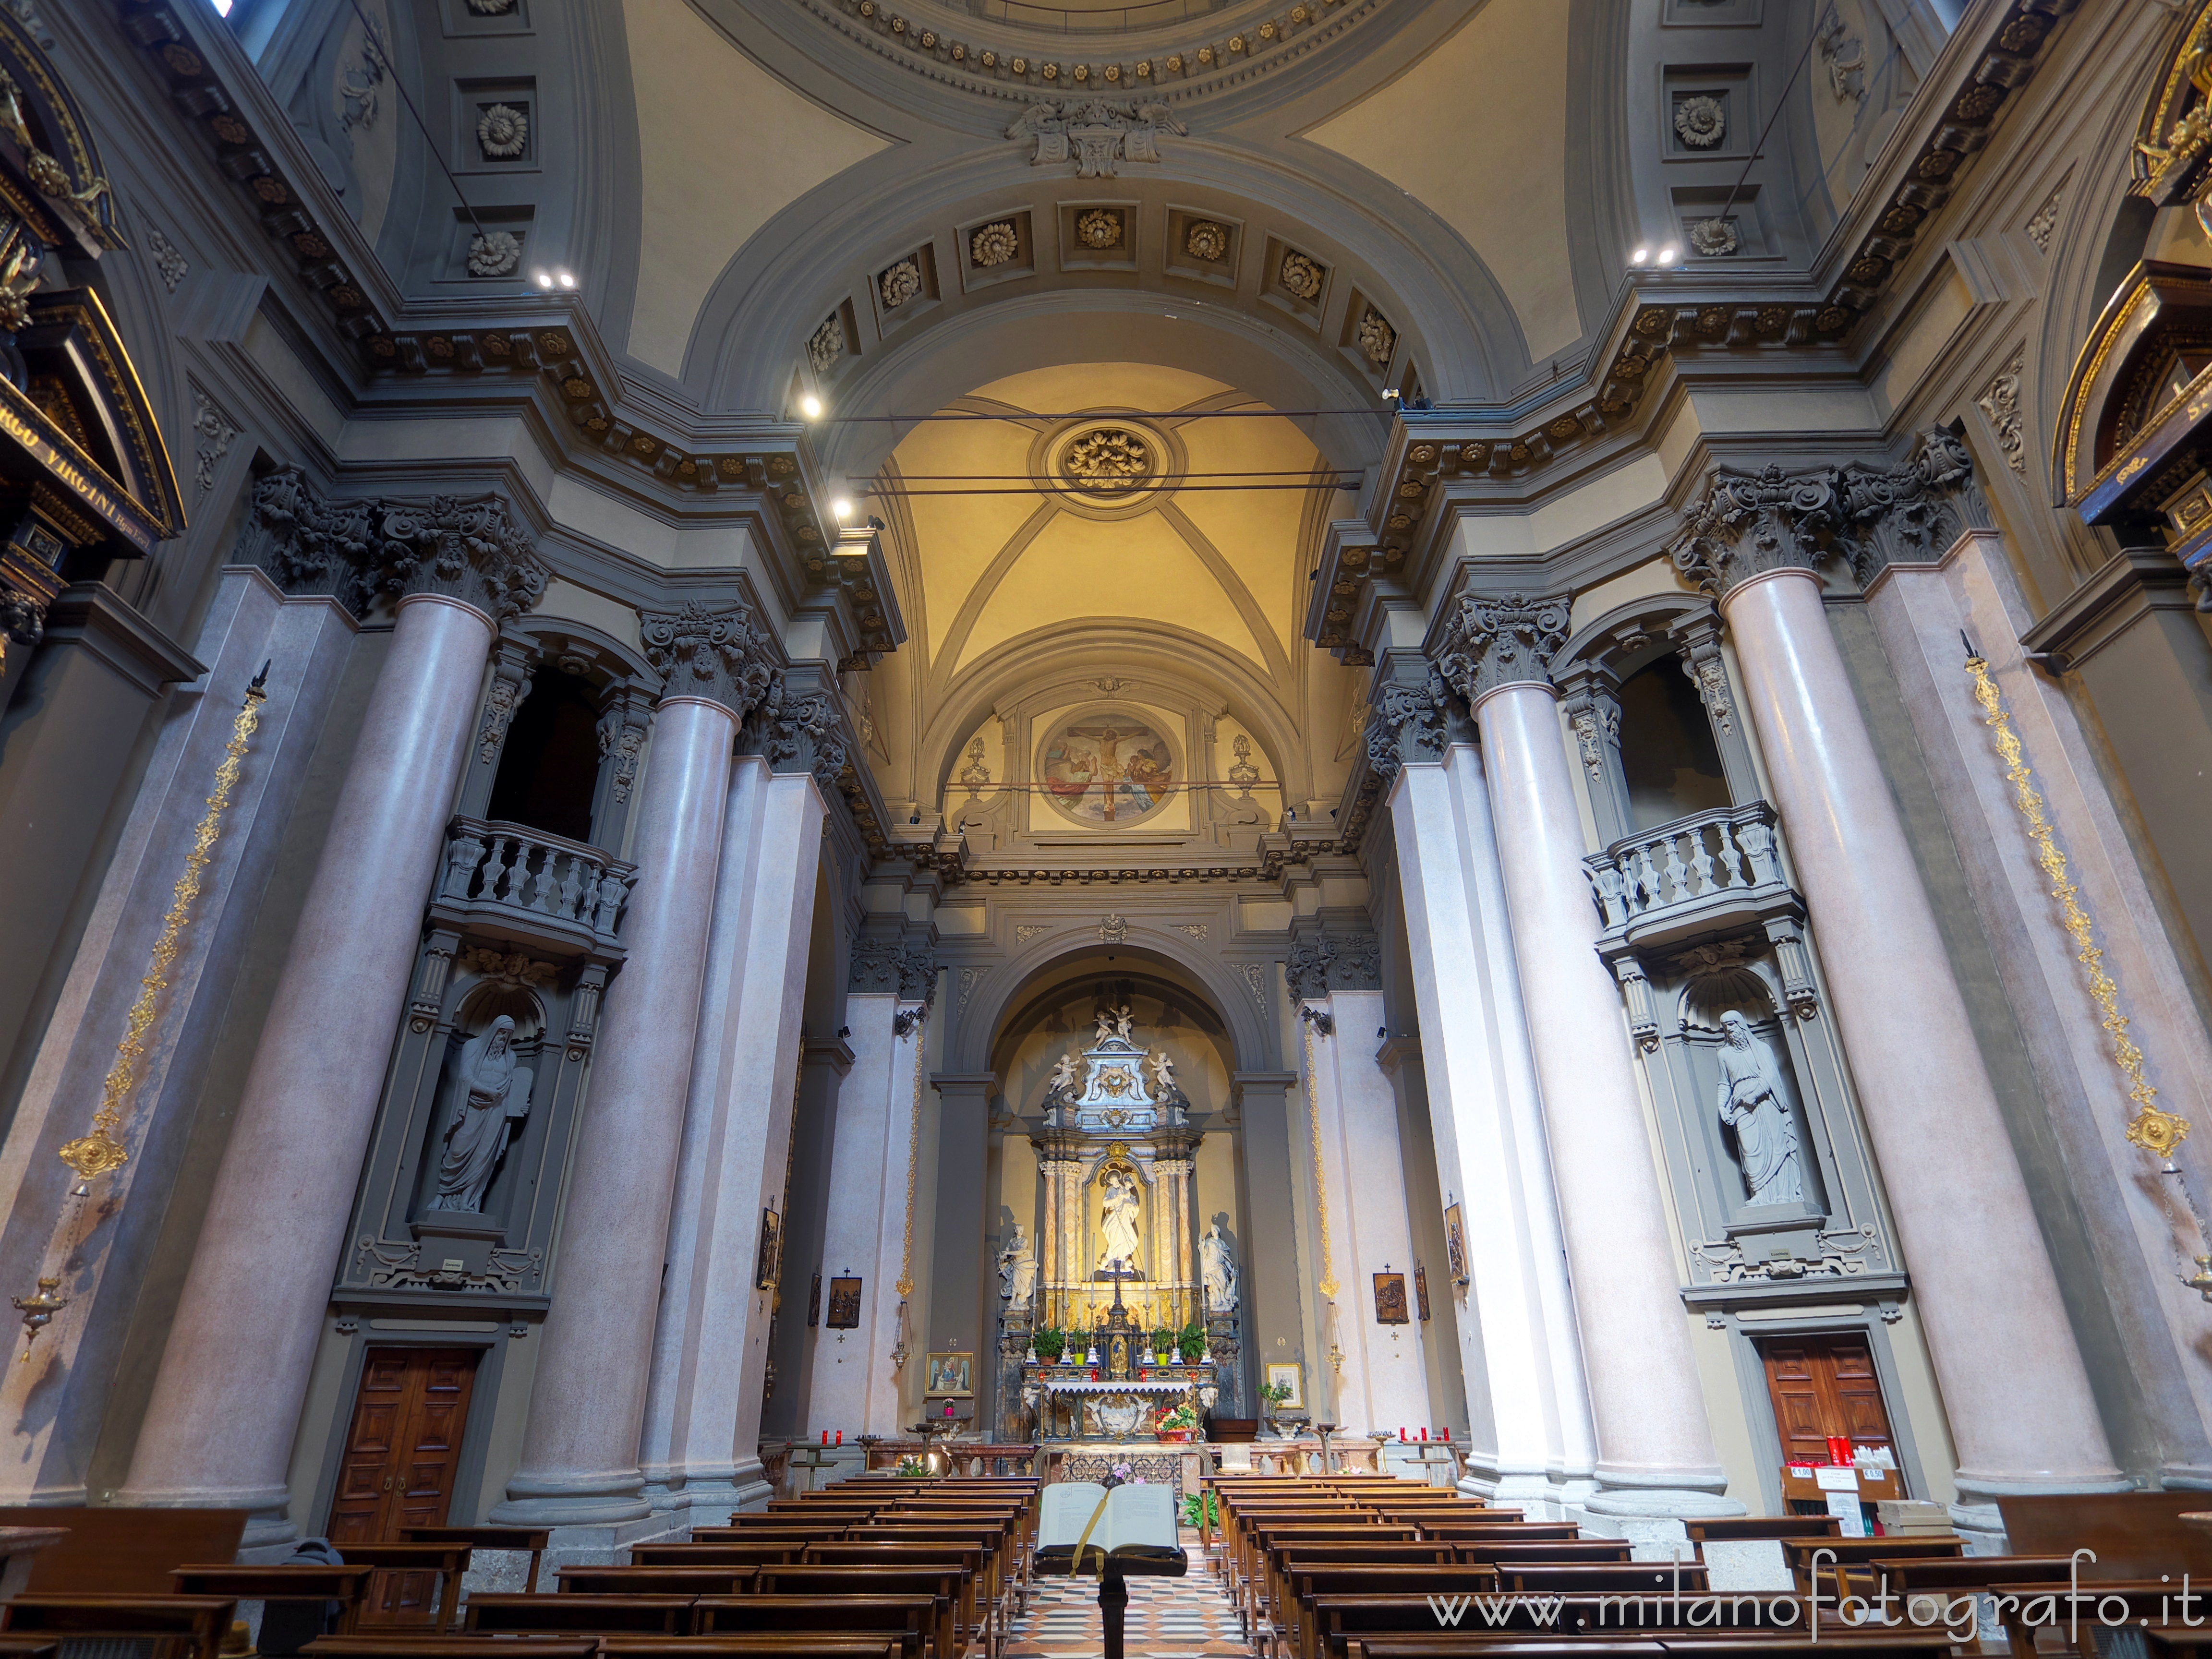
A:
0,568,357,1508
495,602,775,1545
1434,593,1740,1537
1864,527,2212,1483
807,944,934,1442
1232,1070,1303,1418
1289,954,1433,1441
1378,691,1595,1511
1675,458,2122,1529
118,589,506,1543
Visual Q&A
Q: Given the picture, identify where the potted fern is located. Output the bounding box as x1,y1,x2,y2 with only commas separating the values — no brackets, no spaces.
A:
1177,1322,1206,1363
1034,1326,1065,1364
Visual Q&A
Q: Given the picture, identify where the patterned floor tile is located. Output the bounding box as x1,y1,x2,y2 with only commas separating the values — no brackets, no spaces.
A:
1006,1531,1244,1659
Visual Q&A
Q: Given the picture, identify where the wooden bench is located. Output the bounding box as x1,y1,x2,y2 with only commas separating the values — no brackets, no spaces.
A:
756,1565,966,1659
691,1594,934,1655
598,1639,903,1659
2,1592,238,1659
307,1640,592,1659
398,1527,550,1597
1285,1569,1506,1659
169,1565,377,1640
555,1567,758,1596
631,1544,802,1568
332,1544,472,1631
1686,1519,1842,1545
461,1594,695,1635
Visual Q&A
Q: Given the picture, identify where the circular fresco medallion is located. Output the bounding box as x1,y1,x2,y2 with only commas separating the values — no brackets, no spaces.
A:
1038,709,1177,827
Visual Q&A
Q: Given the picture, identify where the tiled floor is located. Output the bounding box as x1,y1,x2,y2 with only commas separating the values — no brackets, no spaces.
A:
1004,1530,1244,1659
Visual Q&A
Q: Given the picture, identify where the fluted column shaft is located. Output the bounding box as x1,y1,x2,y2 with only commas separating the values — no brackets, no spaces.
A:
1721,566,2119,1511
118,594,494,1543
1473,678,1738,1524
495,695,736,1527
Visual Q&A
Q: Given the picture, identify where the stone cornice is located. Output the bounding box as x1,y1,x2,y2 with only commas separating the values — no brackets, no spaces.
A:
1670,428,1991,598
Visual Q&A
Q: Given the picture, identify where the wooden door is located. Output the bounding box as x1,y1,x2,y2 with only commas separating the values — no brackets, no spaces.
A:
328,1347,479,1622
1759,1334,1899,1473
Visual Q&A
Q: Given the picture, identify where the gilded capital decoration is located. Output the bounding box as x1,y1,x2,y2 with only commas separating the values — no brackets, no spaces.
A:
1433,590,1571,704
639,597,777,719
1363,664,1456,781
242,466,548,624
1672,429,1988,596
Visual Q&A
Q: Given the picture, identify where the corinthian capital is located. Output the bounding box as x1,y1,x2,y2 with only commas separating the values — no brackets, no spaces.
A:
640,597,777,718
759,675,852,792
1432,589,1571,704
239,465,547,623
1673,428,1989,595
1363,661,1458,782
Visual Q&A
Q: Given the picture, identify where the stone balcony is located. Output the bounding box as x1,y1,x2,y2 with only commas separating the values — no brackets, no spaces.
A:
1583,801,1804,955
430,815,634,960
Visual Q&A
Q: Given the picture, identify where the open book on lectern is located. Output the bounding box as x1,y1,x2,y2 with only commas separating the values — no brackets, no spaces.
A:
1034,1482,1184,1571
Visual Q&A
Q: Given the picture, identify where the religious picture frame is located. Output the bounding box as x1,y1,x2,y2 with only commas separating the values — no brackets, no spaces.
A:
756,1209,782,1290
1373,1271,1411,1325
1415,1262,1431,1323
1443,1202,1469,1286
807,1272,822,1328
1264,1362,1304,1410
826,1275,863,1330
926,1351,975,1397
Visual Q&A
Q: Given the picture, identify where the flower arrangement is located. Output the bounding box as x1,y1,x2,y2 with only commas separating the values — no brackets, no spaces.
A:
894,1457,929,1477
1101,1461,1145,1489
1155,1402,1198,1443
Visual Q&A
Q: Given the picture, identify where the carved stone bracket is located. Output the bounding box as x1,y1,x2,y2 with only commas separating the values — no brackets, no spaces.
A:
1671,429,1990,596
242,465,549,623
1433,590,1571,704
639,597,777,719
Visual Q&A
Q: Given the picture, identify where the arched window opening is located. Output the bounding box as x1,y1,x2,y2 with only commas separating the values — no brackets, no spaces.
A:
486,666,602,845
1618,658,1730,831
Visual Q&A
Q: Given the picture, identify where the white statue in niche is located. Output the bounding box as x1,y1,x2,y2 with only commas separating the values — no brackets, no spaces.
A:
1097,1168,1144,1274
430,1015,534,1213
1715,1010,1805,1206
1201,1219,1238,1312
998,1224,1038,1307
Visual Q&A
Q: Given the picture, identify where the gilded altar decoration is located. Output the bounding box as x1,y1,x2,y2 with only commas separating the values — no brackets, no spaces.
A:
62,667,269,1182
1963,646,2197,1176
1038,710,1176,827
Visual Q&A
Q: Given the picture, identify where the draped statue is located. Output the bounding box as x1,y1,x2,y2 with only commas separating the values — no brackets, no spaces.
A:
429,1015,534,1213
1715,1010,1804,1206
998,1223,1038,1307
1200,1219,1238,1312
1096,1167,1144,1273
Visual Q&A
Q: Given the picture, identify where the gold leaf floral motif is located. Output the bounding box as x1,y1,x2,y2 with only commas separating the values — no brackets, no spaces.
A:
971,220,1020,267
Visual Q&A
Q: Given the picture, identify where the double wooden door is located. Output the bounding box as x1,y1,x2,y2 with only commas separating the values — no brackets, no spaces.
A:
328,1347,479,1622
1758,1334,1898,1468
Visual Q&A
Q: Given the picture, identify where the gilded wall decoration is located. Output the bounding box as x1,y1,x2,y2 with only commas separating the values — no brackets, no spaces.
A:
1280,250,1324,300
970,220,1019,267
1185,220,1228,261
1076,207,1123,249
476,102,528,161
1060,426,1151,492
1674,93,1727,148
1038,711,1176,827
1356,307,1395,367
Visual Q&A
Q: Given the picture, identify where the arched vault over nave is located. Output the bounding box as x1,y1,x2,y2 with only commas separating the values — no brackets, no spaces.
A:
5,0,2212,1574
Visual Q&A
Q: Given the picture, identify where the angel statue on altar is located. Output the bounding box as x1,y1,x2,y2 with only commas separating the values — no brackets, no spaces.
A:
1097,1167,1144,1274
1049,1052,1079,1095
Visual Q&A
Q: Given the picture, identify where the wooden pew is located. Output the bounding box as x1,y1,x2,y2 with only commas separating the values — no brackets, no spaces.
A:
1777,1538,1960,1601
308,1640,592,1659
0,1510,247,1596
169,1565,377,1639
398,1526,551,1597
335,1543,471,1632
2,1592,237,1659
691,1593,934,1655
461,1594,694,1635
847,1525,1016,1641
600,1639,903,1659
631,1544,802,1568
1685,1518,1841,1545
1496,1567,1712,1597
555,1566,758,1595
801,1544,991,1659
756,1567,964,1659
1285,1568,1504,1659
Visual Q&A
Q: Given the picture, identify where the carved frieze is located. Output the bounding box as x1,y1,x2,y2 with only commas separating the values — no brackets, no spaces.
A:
639,597,777,719
1433,590,1571,704
1285,926,1382,999
1007,98,1186,179
850,938,935,998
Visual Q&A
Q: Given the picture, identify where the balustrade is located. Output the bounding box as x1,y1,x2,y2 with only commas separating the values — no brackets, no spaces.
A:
437,815,633,949
1583,802,1793,938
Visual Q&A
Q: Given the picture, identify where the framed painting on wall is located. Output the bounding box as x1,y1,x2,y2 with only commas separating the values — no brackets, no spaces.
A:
926,1352,975,1397
1373,1271,1411,1325
826,1276,863,1330
1264,1362,1304,1410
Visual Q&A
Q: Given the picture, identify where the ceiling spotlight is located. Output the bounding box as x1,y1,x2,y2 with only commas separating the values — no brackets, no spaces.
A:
534,270,554,289
556,270,576,290
1656,245,1679,265
831,497,852,521
800,394,823,420
1630,246,1649,265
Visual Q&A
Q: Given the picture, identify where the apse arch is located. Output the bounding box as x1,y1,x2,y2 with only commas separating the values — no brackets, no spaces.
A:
949,927,1274,1077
